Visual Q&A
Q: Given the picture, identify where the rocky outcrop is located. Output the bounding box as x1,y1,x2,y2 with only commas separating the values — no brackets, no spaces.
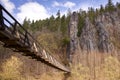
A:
95,20,112,52
69,10,120,54
79,17,97,51
68,12,78,54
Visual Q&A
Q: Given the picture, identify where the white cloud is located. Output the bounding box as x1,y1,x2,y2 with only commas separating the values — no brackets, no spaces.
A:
52,1,61,7
113,0,120,4
64,1,76,8
52,1,76,8
74,2,100,12
0,0,15,13
79,3,93,11
17,2,50,23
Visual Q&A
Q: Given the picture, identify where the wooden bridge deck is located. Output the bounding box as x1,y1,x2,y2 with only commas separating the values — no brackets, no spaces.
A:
0,4,70,73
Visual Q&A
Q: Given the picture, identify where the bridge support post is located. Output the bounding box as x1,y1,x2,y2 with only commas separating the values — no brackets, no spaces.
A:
33,42,38,53
0,5,5,30
24,31,30,46
12,22,20,39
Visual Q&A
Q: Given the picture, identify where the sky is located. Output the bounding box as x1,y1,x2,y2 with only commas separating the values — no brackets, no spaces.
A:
0,0,120,23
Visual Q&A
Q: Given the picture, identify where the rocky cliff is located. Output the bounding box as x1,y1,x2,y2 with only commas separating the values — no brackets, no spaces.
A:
69,9,120,64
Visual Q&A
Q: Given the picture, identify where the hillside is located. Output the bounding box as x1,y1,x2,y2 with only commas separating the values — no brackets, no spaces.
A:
0,0,120,80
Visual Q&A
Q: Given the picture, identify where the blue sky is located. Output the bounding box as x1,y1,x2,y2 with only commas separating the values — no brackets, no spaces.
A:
0,0,120,23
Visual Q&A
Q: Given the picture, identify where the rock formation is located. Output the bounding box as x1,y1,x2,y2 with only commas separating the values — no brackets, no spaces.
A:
69,12,120,52
69,9,120,64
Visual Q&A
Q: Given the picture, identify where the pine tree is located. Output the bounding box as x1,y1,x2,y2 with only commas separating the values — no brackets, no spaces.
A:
56,10,60,18
105,0,115,12
108,0,113,6
23,18,31,30
77,12,85,37
116,2,120,9
61,15,67,35
56,10,61,33
88,7,96,23
49,15,55,31
100,5,105,14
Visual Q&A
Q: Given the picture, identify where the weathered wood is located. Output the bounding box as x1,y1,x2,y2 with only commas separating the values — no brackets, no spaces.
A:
3,43,20,48
0,5,5,30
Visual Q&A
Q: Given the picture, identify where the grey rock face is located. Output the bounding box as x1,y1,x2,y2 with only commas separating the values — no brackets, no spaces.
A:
69,9,120,65
69,9,120,54
79,17,97,51
96,22,111,52
78,11,120,52
68,12,78,54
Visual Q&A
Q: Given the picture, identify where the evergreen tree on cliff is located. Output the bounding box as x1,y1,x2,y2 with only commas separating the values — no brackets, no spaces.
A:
106,0,115,12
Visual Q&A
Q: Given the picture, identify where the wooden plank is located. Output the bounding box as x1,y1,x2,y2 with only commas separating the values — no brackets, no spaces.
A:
3,39,17,43
3,44,20,48
0,30,14,40
0,5,5,30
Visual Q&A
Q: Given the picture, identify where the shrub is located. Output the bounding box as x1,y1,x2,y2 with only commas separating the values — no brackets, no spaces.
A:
62,37,70,47
0,56,23,80
68,64,90,80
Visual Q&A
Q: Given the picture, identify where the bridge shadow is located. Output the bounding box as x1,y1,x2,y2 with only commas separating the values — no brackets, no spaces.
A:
63,72,71,80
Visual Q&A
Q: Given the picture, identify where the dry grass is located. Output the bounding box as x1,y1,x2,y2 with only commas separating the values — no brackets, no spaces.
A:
0,55,41,80
0,55,65,80
37,32,66,63
39,72,64,80
95,56,120,80
69,51,120,80
67,64,90,80
0,51,119,80
37,32,60,54
0,56,23,80
67,55,120,80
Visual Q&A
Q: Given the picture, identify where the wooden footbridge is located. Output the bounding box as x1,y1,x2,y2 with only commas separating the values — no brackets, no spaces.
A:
0,4,70,73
